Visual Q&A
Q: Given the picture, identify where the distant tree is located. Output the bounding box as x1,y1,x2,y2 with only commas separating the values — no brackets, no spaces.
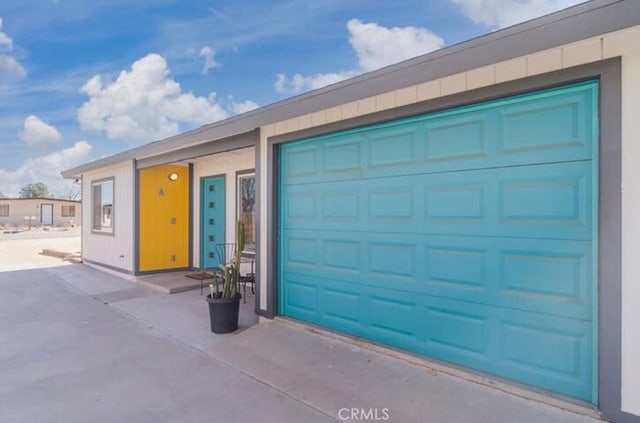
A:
0,191,5,198
19,182,49,198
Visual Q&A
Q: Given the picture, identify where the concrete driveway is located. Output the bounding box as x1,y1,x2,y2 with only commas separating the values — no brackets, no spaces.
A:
0,266,331,423
0,265,604,423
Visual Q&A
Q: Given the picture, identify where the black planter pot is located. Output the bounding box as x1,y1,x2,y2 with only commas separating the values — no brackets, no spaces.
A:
206,293,241,334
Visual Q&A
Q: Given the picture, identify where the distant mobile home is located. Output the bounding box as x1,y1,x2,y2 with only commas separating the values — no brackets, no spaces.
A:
62,1,640,421
0,198,81,228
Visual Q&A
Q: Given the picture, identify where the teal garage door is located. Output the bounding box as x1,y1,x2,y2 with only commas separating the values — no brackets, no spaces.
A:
279,82,598,401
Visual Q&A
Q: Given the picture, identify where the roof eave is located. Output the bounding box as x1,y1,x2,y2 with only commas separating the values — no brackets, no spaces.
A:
62,0,638,177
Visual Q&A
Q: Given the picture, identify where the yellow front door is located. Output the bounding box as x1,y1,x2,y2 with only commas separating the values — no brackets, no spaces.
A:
138,164,189,272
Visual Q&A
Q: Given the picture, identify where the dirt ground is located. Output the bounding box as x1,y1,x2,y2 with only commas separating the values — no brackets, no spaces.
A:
0,228,81,272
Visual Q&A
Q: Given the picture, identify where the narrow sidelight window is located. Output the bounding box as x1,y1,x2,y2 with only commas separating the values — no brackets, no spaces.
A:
237,171,256,249
92,178,114,233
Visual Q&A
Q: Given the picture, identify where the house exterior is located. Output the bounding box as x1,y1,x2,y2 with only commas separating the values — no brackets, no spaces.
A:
62,1,640,421
0,198,81,228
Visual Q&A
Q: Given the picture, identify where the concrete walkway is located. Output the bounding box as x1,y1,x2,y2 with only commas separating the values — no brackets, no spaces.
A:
0,265,603,423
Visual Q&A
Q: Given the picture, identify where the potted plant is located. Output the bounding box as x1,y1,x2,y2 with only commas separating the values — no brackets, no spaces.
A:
206,220,245,334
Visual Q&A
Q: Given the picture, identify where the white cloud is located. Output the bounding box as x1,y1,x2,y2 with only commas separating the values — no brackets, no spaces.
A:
347,19,444,72
199,46,220,74
0,141,92,197
452,0,587,29
77,53,241,143
19,115,62,148
0,55,26,78
0,17,13,50
275,19,444,94
0,17,26,78
228,97,259,115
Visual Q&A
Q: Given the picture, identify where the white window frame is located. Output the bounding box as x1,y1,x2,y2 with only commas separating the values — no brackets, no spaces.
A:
236,170,255,249
91,178,114,235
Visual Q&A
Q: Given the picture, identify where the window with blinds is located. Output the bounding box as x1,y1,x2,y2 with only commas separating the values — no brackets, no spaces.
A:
61,204,76,217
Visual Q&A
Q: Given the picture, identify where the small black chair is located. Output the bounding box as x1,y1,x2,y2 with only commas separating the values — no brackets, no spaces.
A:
238,250,255,303
205,244,254,303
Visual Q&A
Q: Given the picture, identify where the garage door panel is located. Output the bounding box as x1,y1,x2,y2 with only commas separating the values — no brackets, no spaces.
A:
283,229,591,319
323,135,365,175
280,81,597,401
425,244,488,290
324,239,361,273
285,190,318,223
497,91,594,154
281,83,596,187
424,305,490,356
369,185,416,223
282,273,592,399
323,189,360,222
285,236,319,269
427,236,591,318
498,162,590,227
369,241,418,279
284,145,319,180
424,111,492,163
499,245,590,309
368,124,420,169
284,276,436,343
368,295,418,338
323,287,361,325
283,161,592,241
500,319,586,377
496,313,592,399
426,298,592,400
283,277,319,317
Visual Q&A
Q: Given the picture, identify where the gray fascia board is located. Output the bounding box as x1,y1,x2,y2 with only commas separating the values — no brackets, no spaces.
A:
62,0,639,178
135,130,256,169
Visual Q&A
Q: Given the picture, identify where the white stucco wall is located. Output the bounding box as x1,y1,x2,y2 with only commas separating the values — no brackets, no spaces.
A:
608,25,640,416
258,25,640,416
81,160,134,273
191,147,255,268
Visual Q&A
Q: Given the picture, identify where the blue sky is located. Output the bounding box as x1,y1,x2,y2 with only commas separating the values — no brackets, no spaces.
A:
0,0,585,197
